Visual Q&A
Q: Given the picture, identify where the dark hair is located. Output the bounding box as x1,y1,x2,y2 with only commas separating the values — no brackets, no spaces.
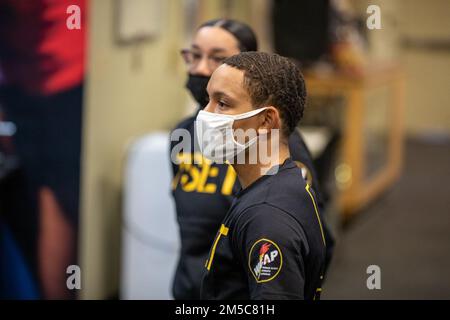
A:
223,52,307,137
199,19,258,52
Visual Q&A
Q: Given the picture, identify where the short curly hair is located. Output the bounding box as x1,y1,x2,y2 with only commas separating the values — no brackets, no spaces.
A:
223,52,306,138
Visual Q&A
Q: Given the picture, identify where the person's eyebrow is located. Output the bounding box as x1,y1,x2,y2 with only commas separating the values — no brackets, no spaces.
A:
191,44,227,54
209,48,227,54
210,90,237,104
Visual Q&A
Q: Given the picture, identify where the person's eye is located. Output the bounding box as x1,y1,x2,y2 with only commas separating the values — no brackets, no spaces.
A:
212,56,226,64
192,52,202,61
217,100,228,109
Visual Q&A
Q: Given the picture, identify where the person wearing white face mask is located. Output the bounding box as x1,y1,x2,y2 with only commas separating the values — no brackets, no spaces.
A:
170,19,333,300
199,52,326,300
196,107,271,163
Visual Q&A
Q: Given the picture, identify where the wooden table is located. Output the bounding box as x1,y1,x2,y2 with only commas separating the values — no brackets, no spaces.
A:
304,64,405,219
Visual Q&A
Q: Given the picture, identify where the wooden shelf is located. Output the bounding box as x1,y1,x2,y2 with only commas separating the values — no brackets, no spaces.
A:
304,64,405,219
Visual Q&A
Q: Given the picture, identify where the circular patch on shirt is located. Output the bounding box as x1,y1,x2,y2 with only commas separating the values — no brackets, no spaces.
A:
248,239,283,283
295,161,313,186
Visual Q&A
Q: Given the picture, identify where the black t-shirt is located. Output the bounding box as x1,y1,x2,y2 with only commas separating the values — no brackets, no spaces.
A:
200,158,326,300
170,110,328,299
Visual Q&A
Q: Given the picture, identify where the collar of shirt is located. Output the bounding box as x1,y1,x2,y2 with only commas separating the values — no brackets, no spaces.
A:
234,157,296,199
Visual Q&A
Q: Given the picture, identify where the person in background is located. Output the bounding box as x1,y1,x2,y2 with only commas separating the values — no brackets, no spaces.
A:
170,19,333,300
0,0,86,299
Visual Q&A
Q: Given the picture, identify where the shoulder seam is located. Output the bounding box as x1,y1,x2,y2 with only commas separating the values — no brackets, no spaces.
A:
233,202,309,245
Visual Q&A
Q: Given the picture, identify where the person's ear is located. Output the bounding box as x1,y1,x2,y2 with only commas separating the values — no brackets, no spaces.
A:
258,106,281,135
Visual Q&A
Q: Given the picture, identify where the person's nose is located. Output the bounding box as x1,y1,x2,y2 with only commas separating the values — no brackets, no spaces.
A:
192,56,211,76
204,101,214,113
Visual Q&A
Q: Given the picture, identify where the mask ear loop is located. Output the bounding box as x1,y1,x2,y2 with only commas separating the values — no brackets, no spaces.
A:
232,106,269,120
230,107,270,148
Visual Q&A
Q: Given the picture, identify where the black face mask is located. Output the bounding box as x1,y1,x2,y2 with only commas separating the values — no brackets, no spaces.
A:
185,74,210,109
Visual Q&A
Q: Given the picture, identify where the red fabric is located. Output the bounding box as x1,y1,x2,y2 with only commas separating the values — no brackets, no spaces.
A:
0,0,86,95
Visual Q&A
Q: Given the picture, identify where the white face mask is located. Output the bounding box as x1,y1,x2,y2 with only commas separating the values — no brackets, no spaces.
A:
195,107,269,163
